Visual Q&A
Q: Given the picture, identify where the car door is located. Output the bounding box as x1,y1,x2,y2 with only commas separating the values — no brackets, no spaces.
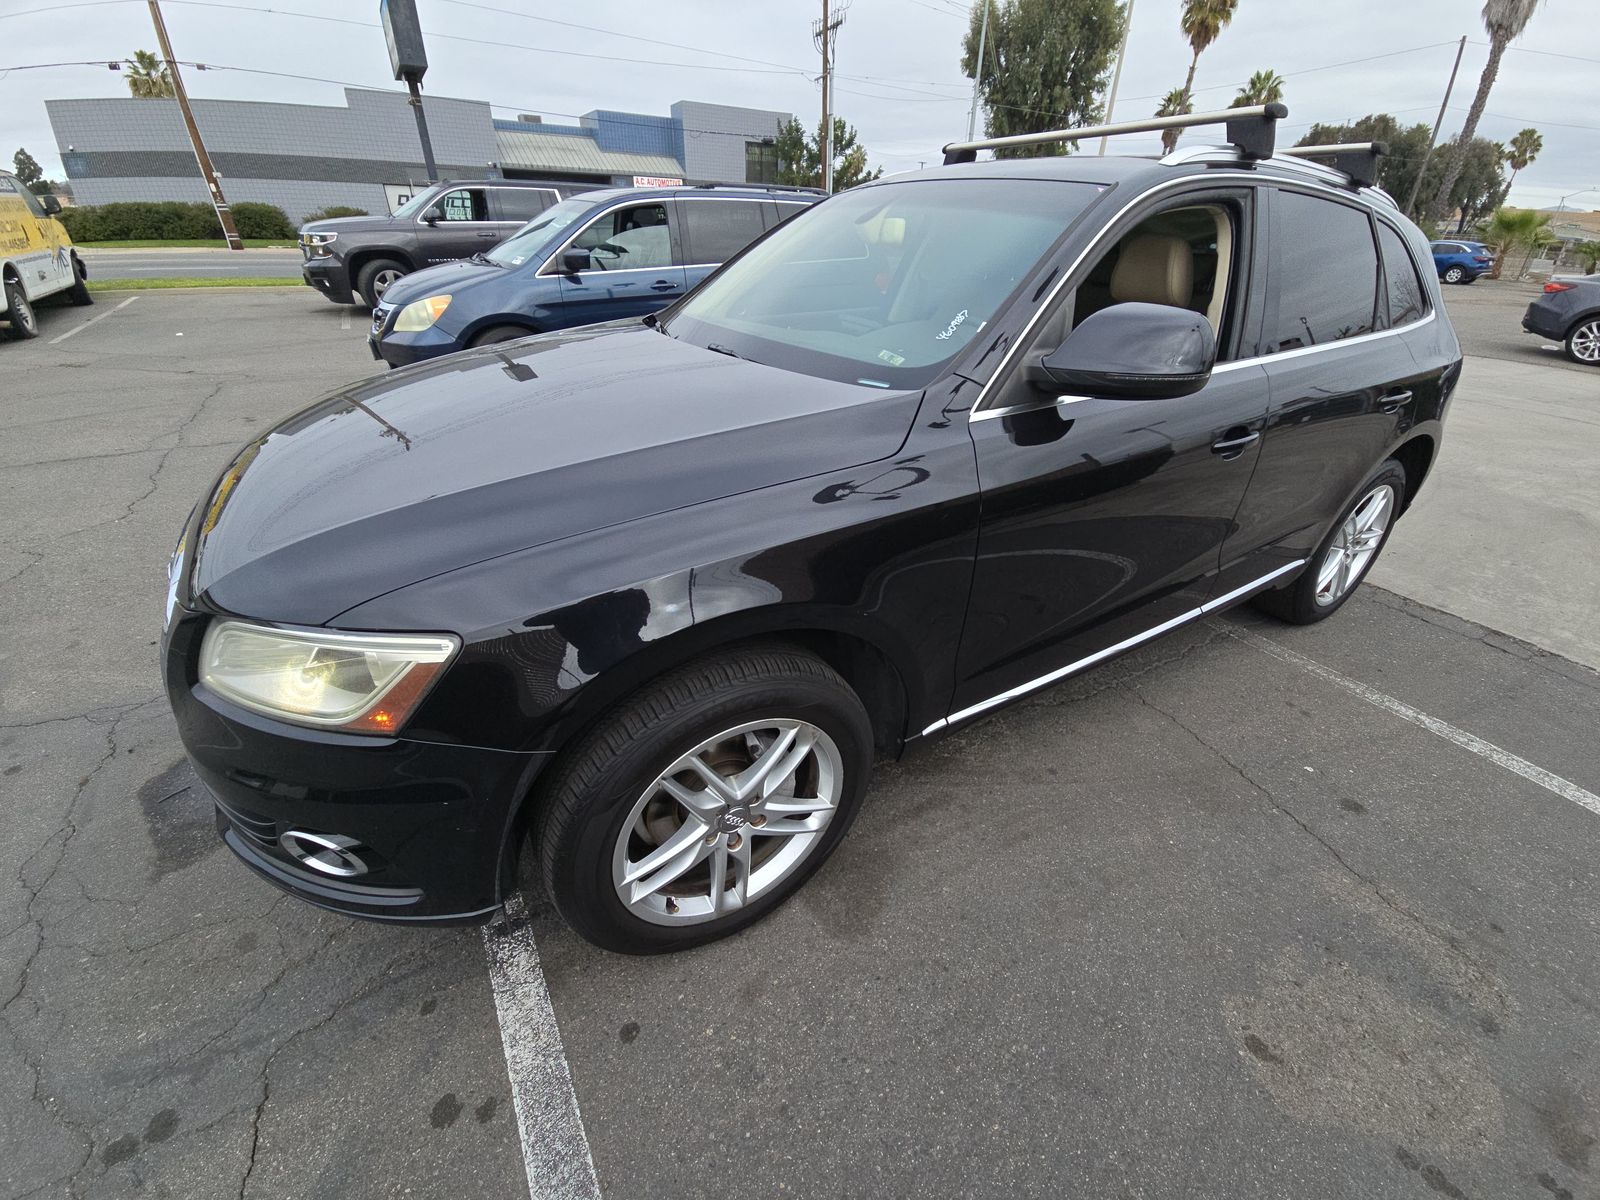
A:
678,197,772,289
951,185,1272,718
1218,187,1425,589
553,200,686,325
421,186,496,265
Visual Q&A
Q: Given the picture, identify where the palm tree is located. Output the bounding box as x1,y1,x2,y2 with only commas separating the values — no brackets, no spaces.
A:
1500,127,1542,203
1231,69,1285,109
124,49,174,99
1481,206,1548,279
1428,0,1547,220
1174,0,1239,126
1155,88,1195,154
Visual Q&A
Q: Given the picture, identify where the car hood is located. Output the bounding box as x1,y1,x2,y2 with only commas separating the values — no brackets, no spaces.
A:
189,324,922,626
299,215,400,236
380,259,504,307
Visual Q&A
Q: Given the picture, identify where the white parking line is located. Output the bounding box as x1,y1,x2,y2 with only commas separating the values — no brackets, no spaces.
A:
481,891,602,1200
48,294,138,344
340,311,351,331
1226,624,1600,816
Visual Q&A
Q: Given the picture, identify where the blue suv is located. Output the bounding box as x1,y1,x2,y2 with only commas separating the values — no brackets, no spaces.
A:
1430,239,1494,284
369,184,821,366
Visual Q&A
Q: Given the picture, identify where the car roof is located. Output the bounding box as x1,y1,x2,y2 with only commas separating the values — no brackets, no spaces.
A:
563,185,824,206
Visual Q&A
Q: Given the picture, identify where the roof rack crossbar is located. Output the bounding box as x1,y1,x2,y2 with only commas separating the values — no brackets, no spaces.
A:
1279,142,1388,189
694,181,827,195
941,103,1288,166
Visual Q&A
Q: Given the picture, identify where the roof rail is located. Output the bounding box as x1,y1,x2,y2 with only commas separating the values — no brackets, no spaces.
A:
942,103,1288,166
692,181,828,196
1279,142,1387,189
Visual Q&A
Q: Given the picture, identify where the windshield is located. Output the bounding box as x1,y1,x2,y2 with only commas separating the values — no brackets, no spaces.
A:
486,198,596,267
389,188,441,220
663,178,1105,387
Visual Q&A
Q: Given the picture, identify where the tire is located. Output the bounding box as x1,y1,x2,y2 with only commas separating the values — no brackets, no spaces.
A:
1563,317,1600,366
536,644,874,954
469,324,532,348
1252,460,1407,625
355,258,406,305
3,278,38,340
66,256,93,306
1442,265,1466,284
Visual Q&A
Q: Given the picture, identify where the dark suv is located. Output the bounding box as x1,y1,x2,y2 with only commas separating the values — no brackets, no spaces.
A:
369,185,820,367
163,107,1460,953
299,178,575,306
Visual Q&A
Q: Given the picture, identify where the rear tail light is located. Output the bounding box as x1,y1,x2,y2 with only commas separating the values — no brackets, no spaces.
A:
1544,281,1576,294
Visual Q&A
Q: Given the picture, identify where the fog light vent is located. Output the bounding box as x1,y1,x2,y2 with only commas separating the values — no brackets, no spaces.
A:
279,830,372,878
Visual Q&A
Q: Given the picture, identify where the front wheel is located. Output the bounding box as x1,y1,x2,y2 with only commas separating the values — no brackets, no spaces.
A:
1252,461,1406,625
3,279,38,339
1564,317,1600,366
1442,265,1467,284
536,645,873,954
355,258,406,305
469,324,533,348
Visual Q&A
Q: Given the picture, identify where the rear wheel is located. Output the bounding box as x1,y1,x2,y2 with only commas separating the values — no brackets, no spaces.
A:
65,256,93,306
3,279,38,339
536,645,873,954
1252,461,1406,625
469,324,532,348
1564,317,1600,365
355,258,406,305
1442,265,1466,284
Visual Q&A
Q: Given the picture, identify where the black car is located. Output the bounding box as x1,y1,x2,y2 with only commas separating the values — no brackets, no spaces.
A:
1522,274,1600,365
369,184,820,368
298,178,577,306
163,107,1460,953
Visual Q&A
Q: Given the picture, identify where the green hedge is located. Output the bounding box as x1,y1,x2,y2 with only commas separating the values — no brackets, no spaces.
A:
302,205,369,222
58,200,296,242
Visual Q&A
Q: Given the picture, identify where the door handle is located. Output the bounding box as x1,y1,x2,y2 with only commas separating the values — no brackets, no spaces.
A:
1380,389,1413,414
477,231,499,239
650,280,678,292
1211,430,1261,456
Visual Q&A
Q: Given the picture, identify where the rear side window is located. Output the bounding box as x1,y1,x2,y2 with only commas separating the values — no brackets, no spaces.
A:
1265,190,1379,352
774,201,811,227
682,201,768,264
1378,223,1427,328
496,188,556,221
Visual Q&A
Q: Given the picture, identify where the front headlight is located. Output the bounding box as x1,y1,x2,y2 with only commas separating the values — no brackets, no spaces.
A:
394,294,452,332
300,230,337,257
199,620,458,734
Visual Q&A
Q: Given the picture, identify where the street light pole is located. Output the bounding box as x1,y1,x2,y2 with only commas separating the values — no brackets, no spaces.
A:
146,0,242,249
967,0,990,143
1404,36,1466,221
1098,0,1135,155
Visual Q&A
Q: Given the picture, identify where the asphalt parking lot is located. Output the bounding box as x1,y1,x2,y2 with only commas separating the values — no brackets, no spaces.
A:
2,284,1597,1200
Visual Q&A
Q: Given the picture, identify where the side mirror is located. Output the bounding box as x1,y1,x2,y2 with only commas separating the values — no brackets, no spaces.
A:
423,205,443,225
560,247,592,275
1027,302,1216,400
39,194,62,215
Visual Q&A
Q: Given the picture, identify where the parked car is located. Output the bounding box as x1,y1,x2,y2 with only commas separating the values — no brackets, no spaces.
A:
298,178,578,306
1430,239,1494,284
1,172,91,339
163,111,1459,953
1522,274,1600,364
368,184,821,367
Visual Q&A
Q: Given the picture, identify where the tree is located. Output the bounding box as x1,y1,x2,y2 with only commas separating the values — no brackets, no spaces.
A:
124,49,175,98
1297,115,1505,228
774,116,882,192
1154,88,1194,154
1231,69,1285,109
12,148,46,194
1575,240,1600,274
1480,206,1549,279
1501,127,1542,203
1428,0,1547,221
961,0,1126,157
1166,0,1239,150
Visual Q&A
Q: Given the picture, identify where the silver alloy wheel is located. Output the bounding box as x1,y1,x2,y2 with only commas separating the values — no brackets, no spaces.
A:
612,718,843,927
1443,265,1466,283
370,267,403,299
1570,319,1600,364
9,287,35,334
1313,483,1396,608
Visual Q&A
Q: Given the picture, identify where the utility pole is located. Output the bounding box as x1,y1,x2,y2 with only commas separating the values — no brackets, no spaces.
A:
146,0,241,249
966,0,990,143
1403,35,1466,220
1098,0,1136,155
813,0,847,193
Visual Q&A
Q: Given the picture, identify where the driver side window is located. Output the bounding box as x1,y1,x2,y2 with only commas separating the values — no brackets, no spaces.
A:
572,203,674,271
436,189,488,221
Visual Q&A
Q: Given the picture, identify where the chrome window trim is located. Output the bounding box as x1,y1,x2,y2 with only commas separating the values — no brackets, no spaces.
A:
968,170,1433,420
921,559,1305,736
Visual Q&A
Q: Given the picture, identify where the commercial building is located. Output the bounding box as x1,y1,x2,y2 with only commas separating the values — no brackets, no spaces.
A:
45,89,791,222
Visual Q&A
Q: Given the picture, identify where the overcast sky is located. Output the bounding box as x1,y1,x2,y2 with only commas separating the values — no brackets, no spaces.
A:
1,0,1595,211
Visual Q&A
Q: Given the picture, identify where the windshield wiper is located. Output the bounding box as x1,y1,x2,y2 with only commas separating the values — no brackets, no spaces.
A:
470,252,506,266
705,342,743,359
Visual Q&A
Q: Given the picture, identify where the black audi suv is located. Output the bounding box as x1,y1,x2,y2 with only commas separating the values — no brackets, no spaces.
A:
163,109,1461,953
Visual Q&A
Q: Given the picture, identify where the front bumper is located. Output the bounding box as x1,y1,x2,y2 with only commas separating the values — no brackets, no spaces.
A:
369,322,463,368
301,255,356,305
163,608,553,922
